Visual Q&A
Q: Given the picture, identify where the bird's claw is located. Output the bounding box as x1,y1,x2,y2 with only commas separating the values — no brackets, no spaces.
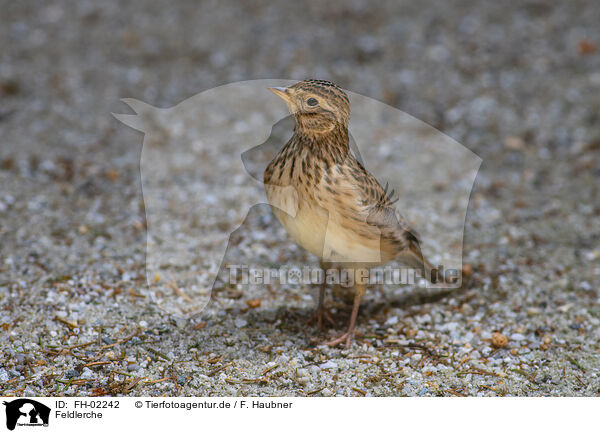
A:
323,331,354,348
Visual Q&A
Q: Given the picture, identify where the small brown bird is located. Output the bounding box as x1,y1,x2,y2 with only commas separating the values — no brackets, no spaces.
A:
264,79,435,347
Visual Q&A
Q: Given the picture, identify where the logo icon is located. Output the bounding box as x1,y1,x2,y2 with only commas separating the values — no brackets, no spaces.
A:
3,399,50,431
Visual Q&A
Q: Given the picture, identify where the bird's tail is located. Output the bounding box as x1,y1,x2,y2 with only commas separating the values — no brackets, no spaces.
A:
406,242,437,284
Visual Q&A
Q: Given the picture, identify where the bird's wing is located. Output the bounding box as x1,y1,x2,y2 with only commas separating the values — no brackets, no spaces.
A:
314,158,421,255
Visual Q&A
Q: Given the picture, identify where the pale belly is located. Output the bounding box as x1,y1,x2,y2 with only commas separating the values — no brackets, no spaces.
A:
266,185,384,264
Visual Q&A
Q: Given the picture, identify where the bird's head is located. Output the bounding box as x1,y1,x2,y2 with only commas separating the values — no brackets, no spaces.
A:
269,79,350,135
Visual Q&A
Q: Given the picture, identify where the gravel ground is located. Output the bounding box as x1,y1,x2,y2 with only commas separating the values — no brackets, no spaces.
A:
1,0,599,397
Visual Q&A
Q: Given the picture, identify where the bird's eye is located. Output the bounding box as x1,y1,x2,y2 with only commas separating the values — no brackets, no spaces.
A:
306,97,319,107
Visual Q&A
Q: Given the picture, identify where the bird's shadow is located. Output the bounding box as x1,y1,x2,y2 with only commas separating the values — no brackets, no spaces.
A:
211,274,466,348
247,287,461,328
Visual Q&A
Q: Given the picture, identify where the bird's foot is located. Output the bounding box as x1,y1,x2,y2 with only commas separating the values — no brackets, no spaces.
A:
323,330,355,348
303,307,335,329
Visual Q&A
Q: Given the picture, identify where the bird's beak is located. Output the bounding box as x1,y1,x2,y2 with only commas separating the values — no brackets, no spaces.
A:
268,86,290,101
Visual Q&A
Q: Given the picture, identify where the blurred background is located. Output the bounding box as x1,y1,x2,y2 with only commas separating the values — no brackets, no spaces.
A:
1,0,599,396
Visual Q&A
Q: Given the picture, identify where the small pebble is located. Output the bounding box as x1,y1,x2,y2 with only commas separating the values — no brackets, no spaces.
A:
385,316,399,325
246,299,261,309
79,368,95,380
234,318,248,328
296,368,309,377
321,388,333,397
320,360,337,369
65,369,79,378
492,332,509,348
127,363,140,371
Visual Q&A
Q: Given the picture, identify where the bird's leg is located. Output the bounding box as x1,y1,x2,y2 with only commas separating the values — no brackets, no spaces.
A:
324,283,364,348
317,281,335,329
317,281,326,329
316,261,334,329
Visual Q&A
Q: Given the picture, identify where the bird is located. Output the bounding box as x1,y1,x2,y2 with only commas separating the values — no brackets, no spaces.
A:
264,79,436,347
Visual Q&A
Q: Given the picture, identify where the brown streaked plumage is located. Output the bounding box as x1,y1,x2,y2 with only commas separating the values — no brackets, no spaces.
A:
264,79,435,347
